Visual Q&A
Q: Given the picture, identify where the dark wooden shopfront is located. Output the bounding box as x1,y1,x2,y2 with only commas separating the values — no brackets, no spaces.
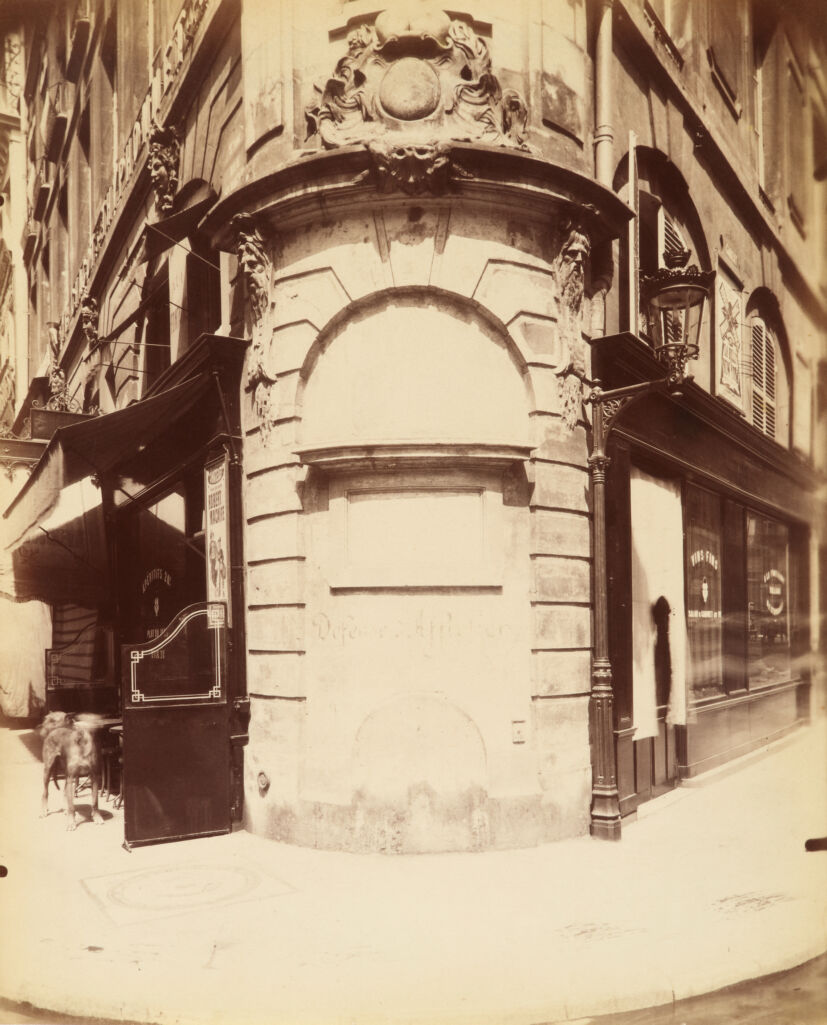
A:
108,335,248,846
595,335,814,816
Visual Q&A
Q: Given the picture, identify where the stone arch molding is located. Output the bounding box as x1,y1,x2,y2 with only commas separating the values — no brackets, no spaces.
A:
298,293,532,451
233,213,596,444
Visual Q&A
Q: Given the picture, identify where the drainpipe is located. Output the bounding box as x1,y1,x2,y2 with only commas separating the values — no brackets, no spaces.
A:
594,0,614,187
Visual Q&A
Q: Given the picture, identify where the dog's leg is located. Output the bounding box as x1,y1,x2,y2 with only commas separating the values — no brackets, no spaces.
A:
65,776,79,830
90,772,103,824
41,760,52,817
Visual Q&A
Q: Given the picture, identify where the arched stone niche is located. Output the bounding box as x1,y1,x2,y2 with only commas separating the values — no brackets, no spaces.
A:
297,293,532,451
282,293,538,853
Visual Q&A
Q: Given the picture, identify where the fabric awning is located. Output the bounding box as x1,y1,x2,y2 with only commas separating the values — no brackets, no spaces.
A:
1,375,212,603
141,179,218,264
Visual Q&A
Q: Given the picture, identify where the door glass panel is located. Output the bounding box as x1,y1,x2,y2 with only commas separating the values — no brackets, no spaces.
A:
123,602,226,706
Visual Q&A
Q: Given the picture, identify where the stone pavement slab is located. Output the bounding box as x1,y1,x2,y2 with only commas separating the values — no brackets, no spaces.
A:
1,717,825,1025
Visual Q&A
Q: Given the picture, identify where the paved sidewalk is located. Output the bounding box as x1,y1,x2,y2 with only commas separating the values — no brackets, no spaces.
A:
0,717,825,1025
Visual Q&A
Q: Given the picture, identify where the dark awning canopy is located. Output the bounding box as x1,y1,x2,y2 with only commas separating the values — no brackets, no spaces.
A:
1,376,212,604
141,179,218,264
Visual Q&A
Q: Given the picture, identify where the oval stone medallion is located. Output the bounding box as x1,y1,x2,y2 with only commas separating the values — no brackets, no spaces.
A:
379,58,441,121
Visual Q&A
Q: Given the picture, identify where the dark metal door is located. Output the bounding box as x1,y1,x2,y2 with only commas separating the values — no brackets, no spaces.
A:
121,602,230,847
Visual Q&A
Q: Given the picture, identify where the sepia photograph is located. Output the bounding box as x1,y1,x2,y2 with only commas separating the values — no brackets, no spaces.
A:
0,0,825,1023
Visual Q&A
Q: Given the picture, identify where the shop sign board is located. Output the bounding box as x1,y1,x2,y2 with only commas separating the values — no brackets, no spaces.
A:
205,453,231,625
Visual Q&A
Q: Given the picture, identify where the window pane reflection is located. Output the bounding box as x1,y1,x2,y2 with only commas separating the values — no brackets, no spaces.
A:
685,486,725,700
747,513,790,687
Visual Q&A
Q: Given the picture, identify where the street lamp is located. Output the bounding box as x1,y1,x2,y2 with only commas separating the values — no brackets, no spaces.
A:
586,251,714,841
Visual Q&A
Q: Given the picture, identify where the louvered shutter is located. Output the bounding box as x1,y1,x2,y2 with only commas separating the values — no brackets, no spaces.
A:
662,213,687,344
752,320,765,431
764,327,776,438
751,318,777,440
663,214,685,259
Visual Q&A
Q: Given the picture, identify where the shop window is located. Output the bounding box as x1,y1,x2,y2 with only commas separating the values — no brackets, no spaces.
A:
685,486,724,701
746,513,790,687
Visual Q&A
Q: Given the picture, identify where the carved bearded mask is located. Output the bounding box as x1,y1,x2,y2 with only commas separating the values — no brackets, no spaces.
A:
558,231,590,312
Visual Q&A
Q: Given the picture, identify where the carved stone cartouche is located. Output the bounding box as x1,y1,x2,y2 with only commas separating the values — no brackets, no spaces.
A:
305,4,531,158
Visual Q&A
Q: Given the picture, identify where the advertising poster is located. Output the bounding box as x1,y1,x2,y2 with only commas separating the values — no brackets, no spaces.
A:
205,453,231,625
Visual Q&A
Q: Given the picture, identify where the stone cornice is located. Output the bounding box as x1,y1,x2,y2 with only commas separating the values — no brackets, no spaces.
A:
205,144,633,251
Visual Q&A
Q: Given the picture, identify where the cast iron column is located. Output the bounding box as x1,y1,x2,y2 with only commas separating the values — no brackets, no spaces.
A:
587,379,666,840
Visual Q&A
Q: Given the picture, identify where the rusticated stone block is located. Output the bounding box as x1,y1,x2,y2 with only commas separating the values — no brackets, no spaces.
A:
244,417,301,477
246,651,305,697
530,508,590,556
527,364,564,417
271,268,350,332
531,649,591,697
245,512,303,562
533,695,591,778
268,320,317,377
246,605,305,651
537,766,591,840
247,559,305,606
531,413,589,465
472,259,557,326
244,696,305,828
532,556,590,602
530,460,589,512
532,604,591,649
244,465,304,518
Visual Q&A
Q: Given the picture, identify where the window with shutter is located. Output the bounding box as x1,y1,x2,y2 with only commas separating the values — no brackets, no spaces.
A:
751,318,777,440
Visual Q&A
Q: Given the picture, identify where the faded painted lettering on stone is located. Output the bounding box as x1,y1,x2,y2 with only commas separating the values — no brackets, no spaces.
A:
312,610,512,654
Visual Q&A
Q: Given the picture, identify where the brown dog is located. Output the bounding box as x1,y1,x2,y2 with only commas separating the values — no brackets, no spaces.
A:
40,711,104,830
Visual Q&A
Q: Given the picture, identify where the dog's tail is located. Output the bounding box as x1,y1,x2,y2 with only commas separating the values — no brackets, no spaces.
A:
50,770,61,791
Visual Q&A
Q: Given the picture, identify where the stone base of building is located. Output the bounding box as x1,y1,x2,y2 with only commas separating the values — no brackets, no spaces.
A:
242,778,591,854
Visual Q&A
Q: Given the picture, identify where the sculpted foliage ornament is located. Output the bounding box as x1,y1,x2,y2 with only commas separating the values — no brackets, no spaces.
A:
233,214,276,442
360,139,472,195
148,120,180,216
305,4,531,159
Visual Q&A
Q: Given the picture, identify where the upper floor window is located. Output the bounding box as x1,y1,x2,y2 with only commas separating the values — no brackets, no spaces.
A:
708,0,746,118
644,0,692,68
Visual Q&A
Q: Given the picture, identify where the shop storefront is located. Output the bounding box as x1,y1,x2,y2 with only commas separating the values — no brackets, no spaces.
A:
2,334,249,845
595,335,813,814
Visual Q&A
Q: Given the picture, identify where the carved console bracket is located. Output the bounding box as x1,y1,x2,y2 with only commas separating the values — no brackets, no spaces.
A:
552,220,593,432
358,139,473,195
306,5,531,154
233,213,277,442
